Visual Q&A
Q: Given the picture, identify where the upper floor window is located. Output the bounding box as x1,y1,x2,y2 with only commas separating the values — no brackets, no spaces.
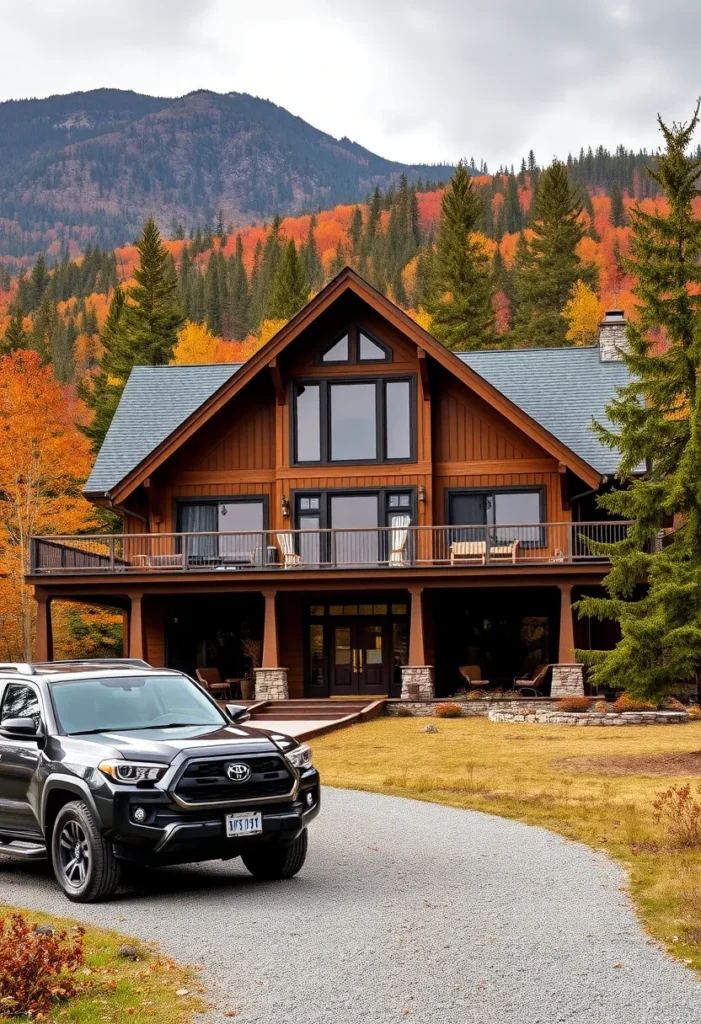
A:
318,326,391,365
293,377,415,465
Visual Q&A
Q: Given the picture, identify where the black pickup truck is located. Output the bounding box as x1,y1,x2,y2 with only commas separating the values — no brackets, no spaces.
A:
0,659,319,901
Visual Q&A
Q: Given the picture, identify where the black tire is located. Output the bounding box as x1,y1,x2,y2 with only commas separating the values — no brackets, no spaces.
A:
241,829,308,881
51,800,121,903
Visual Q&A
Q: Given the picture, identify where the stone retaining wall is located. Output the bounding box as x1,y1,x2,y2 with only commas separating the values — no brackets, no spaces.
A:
487,709,689,726
386,698,563,718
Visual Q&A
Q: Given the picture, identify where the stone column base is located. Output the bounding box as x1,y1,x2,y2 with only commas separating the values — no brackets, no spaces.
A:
551,664,584,697
254,668,289,701
401,666,435,700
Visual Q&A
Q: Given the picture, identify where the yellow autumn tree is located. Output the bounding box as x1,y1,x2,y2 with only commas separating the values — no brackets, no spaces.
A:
171,320,221,364
562,280,603,346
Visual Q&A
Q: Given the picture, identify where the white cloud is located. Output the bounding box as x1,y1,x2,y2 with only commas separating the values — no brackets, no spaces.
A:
0,0,699,166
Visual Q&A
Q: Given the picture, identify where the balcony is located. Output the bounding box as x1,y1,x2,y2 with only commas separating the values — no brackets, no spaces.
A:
29,522,630,576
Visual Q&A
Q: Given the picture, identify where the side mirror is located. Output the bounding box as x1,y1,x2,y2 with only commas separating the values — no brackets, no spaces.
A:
0,717,41,739
225,703,251,724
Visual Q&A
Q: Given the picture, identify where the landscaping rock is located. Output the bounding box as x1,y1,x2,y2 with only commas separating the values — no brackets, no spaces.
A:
33,924,54,936
421,723,438,733
117,943,140,960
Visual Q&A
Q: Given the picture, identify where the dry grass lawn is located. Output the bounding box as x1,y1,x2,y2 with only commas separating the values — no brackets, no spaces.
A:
311,716,701,971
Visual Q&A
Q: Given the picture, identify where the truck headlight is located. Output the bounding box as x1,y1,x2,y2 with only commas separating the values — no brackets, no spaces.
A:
98,760,168,784
284,744,313,770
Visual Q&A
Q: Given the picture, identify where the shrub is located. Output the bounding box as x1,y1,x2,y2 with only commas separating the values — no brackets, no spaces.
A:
688,704,701,720
434,703,463,718
501,689,522,698
662,696,687,711
558,697,592,712
394,704,413,717
611,693,657,713
652,784,701,848
594,699,608,713
0,913,84,1018
465,689,486,701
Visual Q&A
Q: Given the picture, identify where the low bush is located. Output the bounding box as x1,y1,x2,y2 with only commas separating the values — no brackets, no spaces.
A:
611,693,658,713
0,913,84,1018
501,689,522,698
558,697,592,712
394,704,413,717
662,696,687,711
688,704,701,720
465,689,486,701
594,699,608,713
434,703,463,718
653,784,701,849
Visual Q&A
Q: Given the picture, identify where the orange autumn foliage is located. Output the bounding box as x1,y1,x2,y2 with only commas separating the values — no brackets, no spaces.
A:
0,351,95,659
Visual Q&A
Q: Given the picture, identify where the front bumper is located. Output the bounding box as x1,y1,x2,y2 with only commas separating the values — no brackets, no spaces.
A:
108,768,320,866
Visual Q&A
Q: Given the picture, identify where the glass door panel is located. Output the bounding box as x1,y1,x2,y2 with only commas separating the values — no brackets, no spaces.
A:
218,500,265,563
330,494,379,565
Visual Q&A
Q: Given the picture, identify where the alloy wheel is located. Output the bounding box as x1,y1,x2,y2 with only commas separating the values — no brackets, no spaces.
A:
58,819,91,889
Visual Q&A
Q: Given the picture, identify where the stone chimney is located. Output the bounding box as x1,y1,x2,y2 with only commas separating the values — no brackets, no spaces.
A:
598,309,628,361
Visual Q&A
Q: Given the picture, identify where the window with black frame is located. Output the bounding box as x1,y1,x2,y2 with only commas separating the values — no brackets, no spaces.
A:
294,490,414,566
292,377,414,465
179,499,268,566
448,489,544,549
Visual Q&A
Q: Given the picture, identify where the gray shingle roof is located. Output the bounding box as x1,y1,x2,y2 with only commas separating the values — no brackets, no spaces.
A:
85,345,628,497
458,346,628,475
84,364,240,495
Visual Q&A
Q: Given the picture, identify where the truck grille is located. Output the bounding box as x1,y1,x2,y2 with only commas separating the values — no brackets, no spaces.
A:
173,753,296,807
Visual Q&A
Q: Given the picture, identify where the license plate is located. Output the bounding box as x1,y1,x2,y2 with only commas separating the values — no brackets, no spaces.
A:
225,811,263,837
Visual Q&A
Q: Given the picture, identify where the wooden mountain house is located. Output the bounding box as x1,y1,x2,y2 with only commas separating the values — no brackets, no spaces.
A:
29,271,631,701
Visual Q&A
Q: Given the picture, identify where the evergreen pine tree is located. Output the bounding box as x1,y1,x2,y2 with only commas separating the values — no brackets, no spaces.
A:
425,163,497,350
329,240,347,278
349,207,363,262
30,254,49,311
228,235,251,341
301,216,324,291
510,161,596,347
267,240,309,321
576,104,701,699
0,306,26,354
115,218,185,373
77,287,126,455
610,180,627,227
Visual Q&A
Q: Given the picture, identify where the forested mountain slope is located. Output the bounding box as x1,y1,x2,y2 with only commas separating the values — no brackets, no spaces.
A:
0,88,455,258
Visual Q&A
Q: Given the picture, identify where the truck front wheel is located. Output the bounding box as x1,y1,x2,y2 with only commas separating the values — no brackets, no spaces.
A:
241,828,308,880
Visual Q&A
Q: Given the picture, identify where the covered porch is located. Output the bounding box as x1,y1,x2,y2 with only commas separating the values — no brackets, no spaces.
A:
32,574,614,702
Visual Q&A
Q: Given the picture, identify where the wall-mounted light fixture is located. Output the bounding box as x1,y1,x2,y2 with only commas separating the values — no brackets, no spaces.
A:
418,485,426,503
281,495,291,519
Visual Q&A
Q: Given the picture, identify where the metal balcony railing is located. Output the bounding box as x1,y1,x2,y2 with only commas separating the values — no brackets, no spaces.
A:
29,521,632,575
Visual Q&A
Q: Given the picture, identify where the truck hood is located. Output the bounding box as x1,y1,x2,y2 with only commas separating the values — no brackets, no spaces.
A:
60,722,297,764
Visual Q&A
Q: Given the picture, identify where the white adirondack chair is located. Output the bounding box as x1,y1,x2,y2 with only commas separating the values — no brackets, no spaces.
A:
277,532,302,568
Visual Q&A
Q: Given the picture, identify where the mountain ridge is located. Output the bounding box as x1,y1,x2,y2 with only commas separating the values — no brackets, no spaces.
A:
0,88,456,259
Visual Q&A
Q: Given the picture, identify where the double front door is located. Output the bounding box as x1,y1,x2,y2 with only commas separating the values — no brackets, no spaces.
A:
331,620,389,696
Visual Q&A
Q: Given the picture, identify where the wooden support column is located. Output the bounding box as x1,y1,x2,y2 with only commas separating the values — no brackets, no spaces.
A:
408,586,426,665
33,591,53,662
558,583,575,662
261,589,279,669
128,591,145,661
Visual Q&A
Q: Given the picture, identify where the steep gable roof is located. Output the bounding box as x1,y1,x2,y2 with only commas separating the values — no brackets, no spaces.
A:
85,269,625,500
459,347,628,476
85,363,240,495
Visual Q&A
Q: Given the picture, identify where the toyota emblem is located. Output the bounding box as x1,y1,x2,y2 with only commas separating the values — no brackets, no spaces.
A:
227,762,251,782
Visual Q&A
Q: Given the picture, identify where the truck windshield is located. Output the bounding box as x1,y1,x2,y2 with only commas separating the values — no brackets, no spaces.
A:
51,675,227,735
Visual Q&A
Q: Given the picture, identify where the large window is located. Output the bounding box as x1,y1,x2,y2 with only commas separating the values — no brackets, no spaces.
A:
295,490,414,565
179,498,268,564
448,489,544,546
292,377,415,464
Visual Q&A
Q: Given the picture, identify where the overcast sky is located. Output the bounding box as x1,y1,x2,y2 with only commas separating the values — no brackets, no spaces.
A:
1,0,698,168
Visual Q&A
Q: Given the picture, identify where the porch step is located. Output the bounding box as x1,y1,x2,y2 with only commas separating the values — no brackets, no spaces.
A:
249,699,378,721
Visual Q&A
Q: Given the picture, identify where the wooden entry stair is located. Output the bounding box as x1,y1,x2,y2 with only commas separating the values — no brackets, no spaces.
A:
239,698,386,740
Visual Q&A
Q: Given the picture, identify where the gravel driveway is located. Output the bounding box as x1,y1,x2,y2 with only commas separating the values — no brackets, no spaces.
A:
2,788,700,1023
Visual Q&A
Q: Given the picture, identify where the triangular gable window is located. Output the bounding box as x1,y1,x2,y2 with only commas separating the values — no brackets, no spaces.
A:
359,331,387,361
321,334,349,362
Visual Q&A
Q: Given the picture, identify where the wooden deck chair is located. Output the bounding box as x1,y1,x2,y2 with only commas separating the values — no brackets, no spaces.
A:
458,664,486,690
277,531,302,568
389,515,411,567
